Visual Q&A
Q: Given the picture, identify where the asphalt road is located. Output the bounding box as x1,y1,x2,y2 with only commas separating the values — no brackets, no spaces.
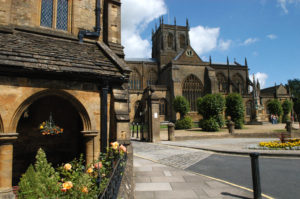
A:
186,154,300,199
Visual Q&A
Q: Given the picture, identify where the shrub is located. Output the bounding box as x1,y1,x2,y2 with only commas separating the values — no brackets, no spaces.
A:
197,94,225,131
225,93,244,129
200,117,219,132
267,99,283,118
173,96,190,119
175,116,192,129
282,100,293,123
18,143,127,199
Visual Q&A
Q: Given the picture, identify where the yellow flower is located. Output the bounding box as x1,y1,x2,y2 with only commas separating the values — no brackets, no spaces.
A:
111,141,119,150
40,125,44,129
64,163,72,171
87,167,93,173
81,186,88,193
62,181,73,190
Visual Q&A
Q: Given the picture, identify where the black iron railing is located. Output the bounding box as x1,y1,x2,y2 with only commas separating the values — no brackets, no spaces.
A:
99,154,127,199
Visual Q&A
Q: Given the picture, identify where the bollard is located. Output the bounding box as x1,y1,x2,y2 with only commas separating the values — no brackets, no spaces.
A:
131,123,135,137
250,153,262,199
136,123,139,138
228,120,235,134
168,122,175,141
286,120,292,134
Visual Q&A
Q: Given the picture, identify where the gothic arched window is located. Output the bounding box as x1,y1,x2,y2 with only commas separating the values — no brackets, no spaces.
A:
129,69,142,90
41,0,69,31
159,99,168,116
182,75,203,111
180,34,186,49
168,33,173,48
216,73,227,92
147,70,157,86
232,74,244,94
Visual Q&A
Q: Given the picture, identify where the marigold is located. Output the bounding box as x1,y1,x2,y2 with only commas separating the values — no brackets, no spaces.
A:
62,181,73,190
81,186,88,193
64,163,72,171
87,167,93,173
119,145,127,153
111,141,119,150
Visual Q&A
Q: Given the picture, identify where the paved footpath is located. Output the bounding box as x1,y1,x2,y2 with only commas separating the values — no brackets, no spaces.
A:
133,141,260,199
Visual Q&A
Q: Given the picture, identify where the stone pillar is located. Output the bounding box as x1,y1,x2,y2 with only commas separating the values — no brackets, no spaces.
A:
0,133,18,199
150,95,160,143
228,121,235,134
81,131,98,166
168,123,175,141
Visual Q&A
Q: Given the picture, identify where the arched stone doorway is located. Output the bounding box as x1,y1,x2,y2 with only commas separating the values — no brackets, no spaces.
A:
13,95,85,185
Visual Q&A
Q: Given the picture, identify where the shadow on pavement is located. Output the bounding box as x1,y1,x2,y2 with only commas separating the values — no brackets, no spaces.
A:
221,192,251,199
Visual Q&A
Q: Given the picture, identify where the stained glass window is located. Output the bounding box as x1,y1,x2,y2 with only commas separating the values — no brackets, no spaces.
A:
56,0,68,30
40,0,53,28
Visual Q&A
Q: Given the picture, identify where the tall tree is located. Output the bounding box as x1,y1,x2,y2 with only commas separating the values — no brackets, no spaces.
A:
286,79,300,99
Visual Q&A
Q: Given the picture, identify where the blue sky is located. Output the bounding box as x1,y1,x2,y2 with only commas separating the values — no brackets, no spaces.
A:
121,0,300,88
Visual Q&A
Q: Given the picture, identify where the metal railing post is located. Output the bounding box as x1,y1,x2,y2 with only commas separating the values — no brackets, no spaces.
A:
250,152,262,199
136,123,139,138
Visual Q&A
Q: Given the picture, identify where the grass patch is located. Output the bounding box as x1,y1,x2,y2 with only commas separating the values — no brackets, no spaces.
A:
273,129,285,133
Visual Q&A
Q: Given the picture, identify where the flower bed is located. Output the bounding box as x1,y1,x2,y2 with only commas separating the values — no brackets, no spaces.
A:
17,141,127,199
259,139,300,150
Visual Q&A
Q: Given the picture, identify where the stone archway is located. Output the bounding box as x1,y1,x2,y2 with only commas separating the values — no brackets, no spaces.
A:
12,90,91,185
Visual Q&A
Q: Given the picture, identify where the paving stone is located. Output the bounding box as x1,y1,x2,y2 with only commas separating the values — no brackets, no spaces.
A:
150,176,185,183
154,190,198,199
170,182,206,190
135,166,153,172
206,181,231,188
163,170,172,176
135,171,165,177
135,183,172,191
135,191,155,199
135,176,151,183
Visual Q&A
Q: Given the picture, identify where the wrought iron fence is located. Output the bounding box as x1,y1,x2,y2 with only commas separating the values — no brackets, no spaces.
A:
99,154,127,199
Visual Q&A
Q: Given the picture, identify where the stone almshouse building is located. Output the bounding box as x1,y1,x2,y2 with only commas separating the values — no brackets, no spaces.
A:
0,0,132,198
126,20,291,125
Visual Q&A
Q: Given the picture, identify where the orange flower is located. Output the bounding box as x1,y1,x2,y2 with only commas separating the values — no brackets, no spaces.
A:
61,188,67,192
81,186,88,193
111,141,119,150
62,181,73,190
87,167,93,173
64,163,72,171
94,162,102,169
61,128,63,132
119,145,127,153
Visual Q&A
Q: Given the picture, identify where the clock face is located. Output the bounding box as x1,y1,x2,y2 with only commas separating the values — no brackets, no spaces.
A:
186,49,193,57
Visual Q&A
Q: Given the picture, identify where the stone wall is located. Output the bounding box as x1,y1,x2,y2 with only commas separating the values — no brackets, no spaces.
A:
0,0,124,43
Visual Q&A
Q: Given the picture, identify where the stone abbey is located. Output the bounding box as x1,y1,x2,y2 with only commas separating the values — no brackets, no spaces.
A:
126,19,291,125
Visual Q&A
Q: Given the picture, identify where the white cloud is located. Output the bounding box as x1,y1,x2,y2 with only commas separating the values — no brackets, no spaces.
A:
218,39,232,51
277,0,300,14
242,38,259,46
250,72,268,89
121,0,167,58
190,26,231,55
267,34,278,40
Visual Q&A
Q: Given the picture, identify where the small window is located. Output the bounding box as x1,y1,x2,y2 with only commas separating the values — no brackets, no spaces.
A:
159,99,167,116
40,0,70,31
168,33,173,48
180,34,186,48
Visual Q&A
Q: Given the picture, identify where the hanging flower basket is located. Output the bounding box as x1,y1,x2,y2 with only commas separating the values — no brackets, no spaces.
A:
39,113,63,135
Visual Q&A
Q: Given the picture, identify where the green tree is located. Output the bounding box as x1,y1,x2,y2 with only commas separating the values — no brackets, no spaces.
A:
267,99,283,117
18,149,60,199
197,94,225,131
225,93,244,129
173,96,190,119
286,79,300,99
293,98,300,122
282,100,293,123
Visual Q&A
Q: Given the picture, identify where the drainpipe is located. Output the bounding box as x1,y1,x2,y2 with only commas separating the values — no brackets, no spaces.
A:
78,0,101,42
